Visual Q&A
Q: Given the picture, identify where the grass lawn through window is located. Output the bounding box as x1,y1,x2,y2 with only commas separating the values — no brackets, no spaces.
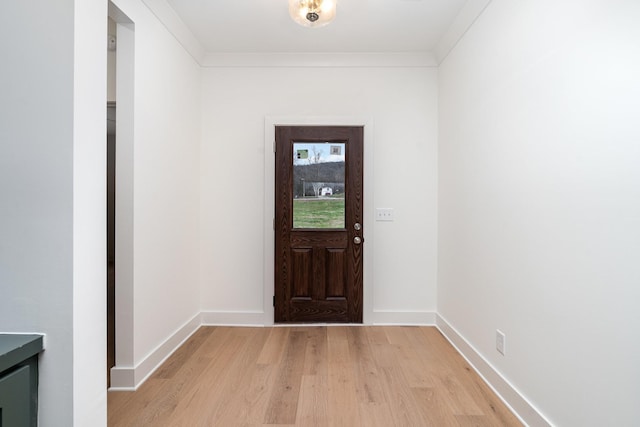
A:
293,197,345,228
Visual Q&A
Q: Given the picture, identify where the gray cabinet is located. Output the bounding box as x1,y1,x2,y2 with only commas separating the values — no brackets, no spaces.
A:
0,335,43,427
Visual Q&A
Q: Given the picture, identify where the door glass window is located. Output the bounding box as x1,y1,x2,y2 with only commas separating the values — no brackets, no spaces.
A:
292,142,345,229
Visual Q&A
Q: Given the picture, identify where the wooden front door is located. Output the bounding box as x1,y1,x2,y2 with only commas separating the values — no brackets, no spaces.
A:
275,126,364,323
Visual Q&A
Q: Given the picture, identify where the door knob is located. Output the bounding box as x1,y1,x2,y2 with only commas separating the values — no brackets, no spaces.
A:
353,236,362,245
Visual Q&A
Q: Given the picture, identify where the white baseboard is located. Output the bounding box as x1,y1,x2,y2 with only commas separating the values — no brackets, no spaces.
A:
111,309,432,390
109,366,135,391
371,310,437,325
200,310,267,326
110,305,551,427
436,314,552,427
109,312,201,390
200,310,437,326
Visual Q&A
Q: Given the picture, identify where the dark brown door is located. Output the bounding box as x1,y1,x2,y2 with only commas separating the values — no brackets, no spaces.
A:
275,126,363,323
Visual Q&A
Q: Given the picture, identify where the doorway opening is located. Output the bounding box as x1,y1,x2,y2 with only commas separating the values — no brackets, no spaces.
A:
106,16,117,387
107,1,135,389
106,101,116,387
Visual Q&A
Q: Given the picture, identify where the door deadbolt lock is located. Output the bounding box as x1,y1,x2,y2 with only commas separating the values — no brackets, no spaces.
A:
354,223,362,231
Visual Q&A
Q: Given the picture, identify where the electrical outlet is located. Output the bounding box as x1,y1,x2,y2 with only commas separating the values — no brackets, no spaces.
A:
496,330,506,355
375,208,394,221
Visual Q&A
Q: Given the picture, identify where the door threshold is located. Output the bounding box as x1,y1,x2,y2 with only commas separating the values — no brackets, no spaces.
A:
273,323,364,327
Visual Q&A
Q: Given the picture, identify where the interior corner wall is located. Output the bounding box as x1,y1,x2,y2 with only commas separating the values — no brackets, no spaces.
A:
437,1,640,426
110,0,201,375
200,66,438,321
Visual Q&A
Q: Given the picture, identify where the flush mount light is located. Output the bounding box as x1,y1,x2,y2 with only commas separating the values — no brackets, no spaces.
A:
289,0,337,28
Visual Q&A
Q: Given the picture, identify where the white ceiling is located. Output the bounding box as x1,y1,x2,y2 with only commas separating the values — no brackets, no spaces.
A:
164,0,470,54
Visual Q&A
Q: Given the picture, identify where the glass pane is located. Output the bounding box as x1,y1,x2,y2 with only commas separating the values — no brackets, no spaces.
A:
293,142,345,229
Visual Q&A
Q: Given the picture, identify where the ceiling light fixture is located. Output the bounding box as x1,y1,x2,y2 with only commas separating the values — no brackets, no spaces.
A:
289,0,337,28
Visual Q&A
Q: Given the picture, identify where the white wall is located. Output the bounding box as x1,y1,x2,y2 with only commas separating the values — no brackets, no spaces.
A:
73,0,109,424
109,0,202,385
438,1,640,426
200,66,438,323
0,0,107,425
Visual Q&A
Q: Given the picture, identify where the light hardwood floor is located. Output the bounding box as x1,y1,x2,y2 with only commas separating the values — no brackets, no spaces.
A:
108,326,522,426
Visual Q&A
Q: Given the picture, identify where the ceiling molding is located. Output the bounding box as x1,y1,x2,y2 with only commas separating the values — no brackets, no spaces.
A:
434,0,492,64
200,52,438,68
141,0,483,68
141,0,205,64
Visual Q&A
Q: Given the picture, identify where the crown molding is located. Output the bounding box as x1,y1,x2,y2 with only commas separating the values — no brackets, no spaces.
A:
200,52,438,68
434,0,492,64
140,0,487,68
141,0,206,64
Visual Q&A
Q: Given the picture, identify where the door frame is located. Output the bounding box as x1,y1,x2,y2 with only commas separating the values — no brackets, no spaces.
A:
263,116,375,325
109,1,135,389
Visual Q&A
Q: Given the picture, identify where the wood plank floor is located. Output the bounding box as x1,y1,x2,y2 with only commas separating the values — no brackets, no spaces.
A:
108,326,522,427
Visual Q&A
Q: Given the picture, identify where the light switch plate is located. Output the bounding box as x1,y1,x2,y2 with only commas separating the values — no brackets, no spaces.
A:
375,208,394,221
